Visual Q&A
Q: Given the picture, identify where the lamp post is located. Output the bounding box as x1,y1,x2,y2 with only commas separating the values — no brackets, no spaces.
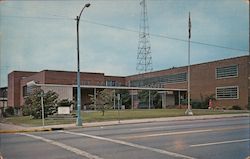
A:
75,3,91,126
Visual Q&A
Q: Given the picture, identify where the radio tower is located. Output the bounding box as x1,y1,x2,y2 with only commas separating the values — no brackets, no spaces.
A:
136,0,153,73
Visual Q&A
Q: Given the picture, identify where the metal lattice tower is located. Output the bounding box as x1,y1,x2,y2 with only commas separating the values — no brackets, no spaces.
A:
136,0,153,73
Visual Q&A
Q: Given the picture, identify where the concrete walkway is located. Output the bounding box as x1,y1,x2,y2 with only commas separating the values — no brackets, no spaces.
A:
1,113,249,133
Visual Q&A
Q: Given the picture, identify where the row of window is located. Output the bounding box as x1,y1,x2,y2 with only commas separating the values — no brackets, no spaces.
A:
106,80,122,87
130,64,238,87
216,65,239,99
78,80,122,87
130,72,187,87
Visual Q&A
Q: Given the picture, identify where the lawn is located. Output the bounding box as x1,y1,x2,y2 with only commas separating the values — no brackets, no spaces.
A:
2,109,248,127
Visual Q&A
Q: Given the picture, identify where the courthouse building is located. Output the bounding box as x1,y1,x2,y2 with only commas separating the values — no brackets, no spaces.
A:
6,55,250,110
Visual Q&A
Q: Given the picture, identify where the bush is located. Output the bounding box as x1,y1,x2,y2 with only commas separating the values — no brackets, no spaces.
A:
22,105,32,116
230,105,242,110
58,99,72,107
191,101,202,109
193,101,208,109
3,107,14,117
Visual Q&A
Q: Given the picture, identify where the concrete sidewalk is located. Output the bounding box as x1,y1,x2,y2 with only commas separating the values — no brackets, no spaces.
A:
1,113,248,133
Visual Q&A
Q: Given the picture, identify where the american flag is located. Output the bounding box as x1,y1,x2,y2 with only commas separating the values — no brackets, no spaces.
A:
189,12,191,39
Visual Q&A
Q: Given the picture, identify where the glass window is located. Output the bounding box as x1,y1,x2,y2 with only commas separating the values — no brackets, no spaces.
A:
216,65,238,79
216,86,239,99
23,86,28,97
130,72,187,87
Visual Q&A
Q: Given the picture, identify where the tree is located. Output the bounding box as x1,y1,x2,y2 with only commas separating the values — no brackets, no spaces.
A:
116,89,131,109
138,90,161,108
22,88,59,119
89,89,113,116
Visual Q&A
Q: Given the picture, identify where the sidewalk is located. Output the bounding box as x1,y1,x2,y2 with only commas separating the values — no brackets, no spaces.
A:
1,113,249,133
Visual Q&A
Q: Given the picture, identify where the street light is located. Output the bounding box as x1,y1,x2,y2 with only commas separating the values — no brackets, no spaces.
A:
75,3,91,126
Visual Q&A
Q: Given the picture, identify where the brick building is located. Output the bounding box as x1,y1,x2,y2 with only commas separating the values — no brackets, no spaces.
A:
0,87,8,116
6,55,250,110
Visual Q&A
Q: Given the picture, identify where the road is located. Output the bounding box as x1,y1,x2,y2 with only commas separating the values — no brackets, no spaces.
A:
1,116,249,159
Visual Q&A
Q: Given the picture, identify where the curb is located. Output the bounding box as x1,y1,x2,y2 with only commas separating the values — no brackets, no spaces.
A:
0,127,64,134
1,113,249,133
63,113,250,130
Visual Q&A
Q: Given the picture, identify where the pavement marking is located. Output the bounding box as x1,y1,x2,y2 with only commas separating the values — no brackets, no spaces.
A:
130,125,179,131
19,133,103,159
120,125,249,140
190,139,250,147
62,130,196,159
121,129,213,139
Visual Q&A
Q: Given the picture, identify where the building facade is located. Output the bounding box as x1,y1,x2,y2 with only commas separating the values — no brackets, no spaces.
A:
0,87,8,117
6,55,250,110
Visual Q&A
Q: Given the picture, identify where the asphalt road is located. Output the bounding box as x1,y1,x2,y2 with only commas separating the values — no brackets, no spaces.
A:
1,116,249,159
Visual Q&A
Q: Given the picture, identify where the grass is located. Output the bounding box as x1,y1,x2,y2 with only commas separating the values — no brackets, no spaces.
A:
2,109,249,127
2,116,75,126
83,109,187,122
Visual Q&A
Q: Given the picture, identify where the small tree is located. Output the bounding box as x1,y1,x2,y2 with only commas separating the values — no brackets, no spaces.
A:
23,88,58,119
89,89,113,116
116,90,131,109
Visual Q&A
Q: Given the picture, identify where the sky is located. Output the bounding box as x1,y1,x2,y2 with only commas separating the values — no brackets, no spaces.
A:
0,0,249,87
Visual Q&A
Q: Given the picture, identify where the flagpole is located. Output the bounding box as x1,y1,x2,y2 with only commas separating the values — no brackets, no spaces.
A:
186,12,193,115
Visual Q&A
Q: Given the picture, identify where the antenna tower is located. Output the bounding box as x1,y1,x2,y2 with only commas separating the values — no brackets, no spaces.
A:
136,0,153,73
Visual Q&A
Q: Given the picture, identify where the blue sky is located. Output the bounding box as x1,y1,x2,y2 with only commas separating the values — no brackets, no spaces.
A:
0,0,249,87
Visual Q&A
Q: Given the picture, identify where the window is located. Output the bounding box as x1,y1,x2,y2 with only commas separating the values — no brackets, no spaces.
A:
23,86,28,97
216,65,238,79
106,80,116,86
164,73,187,84
216,86,239,99
130,72,187,87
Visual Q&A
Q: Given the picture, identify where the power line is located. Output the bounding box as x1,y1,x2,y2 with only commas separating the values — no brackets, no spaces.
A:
1,15,248,52
83,20,248,52
0,15,73,21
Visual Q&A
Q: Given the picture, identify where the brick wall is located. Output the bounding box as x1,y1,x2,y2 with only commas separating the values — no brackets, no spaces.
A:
126,56,249,108
8,71,37,107
7,56,249,109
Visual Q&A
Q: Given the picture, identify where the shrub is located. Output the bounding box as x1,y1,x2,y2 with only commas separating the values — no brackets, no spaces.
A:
3,107,14,117
191,101,202,109
22,105,32,116
230,105,242,110
58,99,73,107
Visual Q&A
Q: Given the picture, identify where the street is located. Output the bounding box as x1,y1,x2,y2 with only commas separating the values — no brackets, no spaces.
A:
1,116,249,159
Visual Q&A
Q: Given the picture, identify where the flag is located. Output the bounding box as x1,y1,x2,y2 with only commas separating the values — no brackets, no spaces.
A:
189,12,191,39
140,0,145,6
